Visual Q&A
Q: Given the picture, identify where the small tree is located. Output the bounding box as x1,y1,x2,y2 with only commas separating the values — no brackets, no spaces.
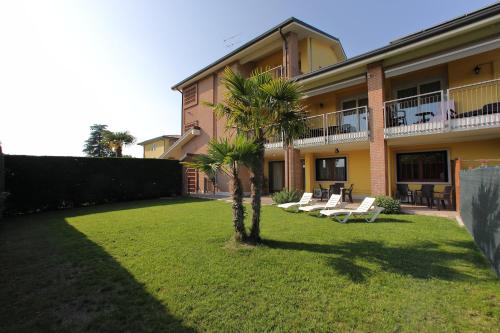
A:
211,68,306,242
183,135,257,241
104,131,136,158
83,124,114,157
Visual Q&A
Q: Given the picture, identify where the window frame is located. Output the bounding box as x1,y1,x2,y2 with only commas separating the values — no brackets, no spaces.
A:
315,156,348,182
392,77,445,100
395,149,451,184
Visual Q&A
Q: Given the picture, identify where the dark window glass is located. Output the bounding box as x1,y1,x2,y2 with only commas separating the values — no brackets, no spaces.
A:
315,157,347,181
397,151,448,183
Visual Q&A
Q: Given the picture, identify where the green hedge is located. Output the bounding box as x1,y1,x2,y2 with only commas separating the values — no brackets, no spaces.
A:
4,155,182,215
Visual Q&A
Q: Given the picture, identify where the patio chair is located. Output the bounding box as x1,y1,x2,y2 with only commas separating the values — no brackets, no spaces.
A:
318,183,329,202
342,184,354,203
414,184,434,207
299,194,344,212
319,197,384,223
395,184,413,203
277,192,313,209
433,185,453,210
329,183,344,196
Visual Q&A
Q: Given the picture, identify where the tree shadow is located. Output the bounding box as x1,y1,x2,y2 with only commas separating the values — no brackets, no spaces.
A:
470,180,500,276
262,239,491,283
13,196,211,219
0,209,197,332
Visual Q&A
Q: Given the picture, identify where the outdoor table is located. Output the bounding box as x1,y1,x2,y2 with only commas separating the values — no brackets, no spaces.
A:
415,111,435,123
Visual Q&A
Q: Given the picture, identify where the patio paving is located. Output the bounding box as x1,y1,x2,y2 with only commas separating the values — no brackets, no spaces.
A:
192,193,458,220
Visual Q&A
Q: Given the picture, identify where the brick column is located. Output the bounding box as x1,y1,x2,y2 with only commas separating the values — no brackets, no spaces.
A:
282,32,300,78
367,62,388,196
284,146,302,190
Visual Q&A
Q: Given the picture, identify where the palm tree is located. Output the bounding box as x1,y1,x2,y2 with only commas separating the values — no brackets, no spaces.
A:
104,131,136,157
183,135,257,242
211,67,306,242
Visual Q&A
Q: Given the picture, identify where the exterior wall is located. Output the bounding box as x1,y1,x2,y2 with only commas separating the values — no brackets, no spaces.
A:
305,84,367,117
448,49,500,87
304,149,371,197
143,138,177,159
255,50,282,72
310,38,339,71
298,37,340,75
143,140,166,159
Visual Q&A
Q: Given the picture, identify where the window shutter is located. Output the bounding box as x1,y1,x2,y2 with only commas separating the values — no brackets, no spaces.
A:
183,84,198,108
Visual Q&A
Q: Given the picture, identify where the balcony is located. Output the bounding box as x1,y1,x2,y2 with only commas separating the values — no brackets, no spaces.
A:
383,79,500,138
261,65,284,78
447,79,500,131
264,106,369,150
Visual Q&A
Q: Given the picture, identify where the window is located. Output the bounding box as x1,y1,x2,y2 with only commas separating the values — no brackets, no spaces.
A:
151,143,157,151
397,151,449,183
183,84,198,108
341,97,368,132
315,157,347,181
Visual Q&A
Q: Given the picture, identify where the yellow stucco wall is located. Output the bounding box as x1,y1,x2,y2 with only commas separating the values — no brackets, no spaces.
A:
298,37,340,75
310,38,338,72
255,50,282,72
143,138,176,159
304,149,371,196
447,49,500,115
388,138,500,194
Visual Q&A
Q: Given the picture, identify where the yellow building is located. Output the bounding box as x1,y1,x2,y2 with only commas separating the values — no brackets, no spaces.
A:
168,5,500,200
138,135,180,159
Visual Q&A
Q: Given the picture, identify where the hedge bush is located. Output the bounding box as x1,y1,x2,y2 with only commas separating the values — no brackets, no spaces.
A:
4,155,182,215
272,189,301,205
375,196,401,214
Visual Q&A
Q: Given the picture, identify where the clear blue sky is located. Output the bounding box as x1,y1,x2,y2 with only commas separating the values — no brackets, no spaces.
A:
0,0,494,157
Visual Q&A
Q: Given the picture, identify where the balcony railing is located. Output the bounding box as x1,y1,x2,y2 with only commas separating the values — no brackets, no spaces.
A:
383,79,500,138
264,106,369,149
384,91,446,137
261,65,283,78
447,78,500,130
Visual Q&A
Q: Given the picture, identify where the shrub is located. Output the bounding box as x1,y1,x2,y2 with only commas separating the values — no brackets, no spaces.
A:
271,189,301,205
375,196,401,214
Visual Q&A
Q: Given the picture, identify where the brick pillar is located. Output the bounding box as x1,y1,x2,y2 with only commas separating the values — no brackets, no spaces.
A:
282,32,299,78
367,62,388,196
284,146,302,191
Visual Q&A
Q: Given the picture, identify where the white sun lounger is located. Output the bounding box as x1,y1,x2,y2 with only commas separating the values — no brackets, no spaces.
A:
319,197,384,223
277,192,313,209
299,194,343,212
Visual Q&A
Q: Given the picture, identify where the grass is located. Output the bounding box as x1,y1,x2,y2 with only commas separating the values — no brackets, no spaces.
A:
1,198,499,332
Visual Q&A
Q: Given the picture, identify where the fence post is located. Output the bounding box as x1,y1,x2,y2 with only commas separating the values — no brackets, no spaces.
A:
0,143,5,219
454,158,461,214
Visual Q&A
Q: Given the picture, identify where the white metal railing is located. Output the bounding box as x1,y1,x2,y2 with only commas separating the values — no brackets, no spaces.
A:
264,132,284,150
261,65,283,78
383,90,446,138
265,106,370,148
383,79,500,138
447,78,500,130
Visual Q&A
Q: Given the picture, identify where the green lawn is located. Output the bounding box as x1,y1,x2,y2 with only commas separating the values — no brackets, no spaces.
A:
0,198,499,332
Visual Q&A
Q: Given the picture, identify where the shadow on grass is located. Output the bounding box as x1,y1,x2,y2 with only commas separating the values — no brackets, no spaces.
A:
0,208,197,332
262,239,491,283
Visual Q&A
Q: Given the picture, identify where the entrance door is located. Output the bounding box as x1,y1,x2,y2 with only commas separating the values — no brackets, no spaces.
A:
269,161,285,193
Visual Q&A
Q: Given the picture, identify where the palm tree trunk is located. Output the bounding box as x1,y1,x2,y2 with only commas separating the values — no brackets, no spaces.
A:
116,145,123,158
249,142,265,243
231,165,246,241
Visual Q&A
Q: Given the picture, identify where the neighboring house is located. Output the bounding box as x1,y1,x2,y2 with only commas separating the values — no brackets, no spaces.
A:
138,135,180,159
167,4,500,197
